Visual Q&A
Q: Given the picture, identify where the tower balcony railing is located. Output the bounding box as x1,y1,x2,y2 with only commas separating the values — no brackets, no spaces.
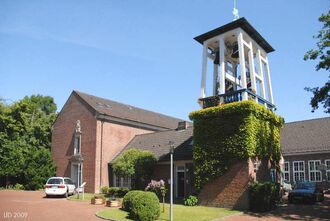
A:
199,89,275,110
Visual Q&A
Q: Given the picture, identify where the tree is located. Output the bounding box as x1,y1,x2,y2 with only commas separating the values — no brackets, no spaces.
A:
0,95,57,189
112,148,157,189
304,10,330,113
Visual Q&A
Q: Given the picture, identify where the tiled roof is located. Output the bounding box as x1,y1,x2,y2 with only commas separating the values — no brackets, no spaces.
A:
112,117,330,162
73,90,187,130
112,127,193,162
281,117,330,155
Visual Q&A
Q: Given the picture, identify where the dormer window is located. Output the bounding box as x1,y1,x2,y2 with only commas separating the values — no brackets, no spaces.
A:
74,120,82,155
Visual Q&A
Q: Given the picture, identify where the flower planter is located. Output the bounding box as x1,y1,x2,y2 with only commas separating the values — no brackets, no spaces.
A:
106,200,121,207
91,198,105,205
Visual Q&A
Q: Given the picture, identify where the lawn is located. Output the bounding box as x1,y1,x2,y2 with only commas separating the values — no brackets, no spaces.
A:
67,193,95,201
96,203,240,221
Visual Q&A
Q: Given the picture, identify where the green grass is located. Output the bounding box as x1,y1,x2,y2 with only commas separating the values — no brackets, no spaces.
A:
96,203,240,221
68,193,96,201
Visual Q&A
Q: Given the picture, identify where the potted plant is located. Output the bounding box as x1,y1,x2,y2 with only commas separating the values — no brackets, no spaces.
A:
106,196,122,207
91,194,105,205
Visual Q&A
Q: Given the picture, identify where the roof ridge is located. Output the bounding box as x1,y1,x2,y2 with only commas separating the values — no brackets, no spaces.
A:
73,90,186,122
285,117,330,124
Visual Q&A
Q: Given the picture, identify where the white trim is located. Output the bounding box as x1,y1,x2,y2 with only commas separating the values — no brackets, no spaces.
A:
200,41,208,98
283,161,290,182
293,161,305,182
325,159,330,182
237,31,247,100
219,35,226,95
308,160,322,182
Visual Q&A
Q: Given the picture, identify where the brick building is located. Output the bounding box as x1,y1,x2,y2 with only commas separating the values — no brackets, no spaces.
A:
51,17,330,209
52,90,330,206
281,117,330,189
51,90,185,193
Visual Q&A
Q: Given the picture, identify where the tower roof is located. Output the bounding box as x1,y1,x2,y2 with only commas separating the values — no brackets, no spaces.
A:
194,17,275,53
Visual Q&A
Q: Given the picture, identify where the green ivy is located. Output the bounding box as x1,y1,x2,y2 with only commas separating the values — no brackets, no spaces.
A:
189,101,284,190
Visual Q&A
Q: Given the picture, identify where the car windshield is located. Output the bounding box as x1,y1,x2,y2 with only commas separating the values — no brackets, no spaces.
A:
47,178,63,184
296,182,315,189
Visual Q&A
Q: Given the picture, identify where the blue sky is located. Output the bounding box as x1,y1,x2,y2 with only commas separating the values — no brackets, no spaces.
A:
0,0,328,122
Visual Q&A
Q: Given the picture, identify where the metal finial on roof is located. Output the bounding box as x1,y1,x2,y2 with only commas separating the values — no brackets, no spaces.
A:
232,0,240,21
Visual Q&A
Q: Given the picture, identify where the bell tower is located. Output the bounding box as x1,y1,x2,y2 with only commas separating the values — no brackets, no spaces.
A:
194,17,275,110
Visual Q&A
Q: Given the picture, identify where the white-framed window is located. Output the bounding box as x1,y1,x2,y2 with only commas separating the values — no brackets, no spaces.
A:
283,161,290,182
325,160,330,182
293,161,305,182
113,174,131,188
308,160,322,182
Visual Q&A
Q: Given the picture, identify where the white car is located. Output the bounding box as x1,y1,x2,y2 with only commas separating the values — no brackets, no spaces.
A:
44,177,76,198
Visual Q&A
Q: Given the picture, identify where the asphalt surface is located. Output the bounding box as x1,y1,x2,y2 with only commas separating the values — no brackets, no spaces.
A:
222,194,330,221
1,191,329,221
0,190,103,221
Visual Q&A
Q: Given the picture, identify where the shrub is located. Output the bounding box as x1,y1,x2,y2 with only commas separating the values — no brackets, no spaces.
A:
14,183,24,190
117,188,129,198
112,149,157,189
101,186,110,194
122,190,143,212
249,181,279,212
130,191,160,221
108,187,120,196
122,190,160,221
145,180,167,212
184,195,198,206
108,187,129,198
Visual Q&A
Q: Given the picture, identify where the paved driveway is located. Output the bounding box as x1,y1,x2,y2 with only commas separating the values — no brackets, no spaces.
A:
223,194,330,221
0,190,103,221
1,191,329,221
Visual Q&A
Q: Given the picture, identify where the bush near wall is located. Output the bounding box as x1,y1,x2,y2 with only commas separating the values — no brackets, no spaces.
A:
189,101,284,190
122,190,160,221
249,181,280,212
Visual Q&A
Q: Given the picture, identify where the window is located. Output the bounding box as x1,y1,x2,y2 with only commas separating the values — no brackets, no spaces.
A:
283,161,290,182
113,174,131,188
308,160,322,182
293,161,305,182
326,160,330,182
74,135,81,154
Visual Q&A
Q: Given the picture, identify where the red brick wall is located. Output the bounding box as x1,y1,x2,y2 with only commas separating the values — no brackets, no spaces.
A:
95,121,152,192
198,160,253,210
152,161,194,201
51,93,97,193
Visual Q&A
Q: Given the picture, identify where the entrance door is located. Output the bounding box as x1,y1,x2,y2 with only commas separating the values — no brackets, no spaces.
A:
71,164,78,186
71,163,82,188
176,165,185,198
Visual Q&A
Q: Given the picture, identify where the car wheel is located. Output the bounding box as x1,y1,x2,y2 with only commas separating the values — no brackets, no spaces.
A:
64,191,68,198
45,194,49,198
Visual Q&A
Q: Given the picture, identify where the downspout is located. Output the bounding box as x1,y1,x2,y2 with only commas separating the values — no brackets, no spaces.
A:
100,120,104,191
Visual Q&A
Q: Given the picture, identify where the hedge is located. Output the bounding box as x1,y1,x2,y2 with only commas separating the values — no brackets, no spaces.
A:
122,190,160,221
249,181,280,212
189,101,284,190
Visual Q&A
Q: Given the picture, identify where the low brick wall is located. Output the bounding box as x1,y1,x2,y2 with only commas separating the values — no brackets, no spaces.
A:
198,160,252,210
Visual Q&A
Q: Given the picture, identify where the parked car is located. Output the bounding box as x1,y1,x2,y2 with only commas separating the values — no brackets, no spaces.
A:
44,177,76,198
288,181,324,203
